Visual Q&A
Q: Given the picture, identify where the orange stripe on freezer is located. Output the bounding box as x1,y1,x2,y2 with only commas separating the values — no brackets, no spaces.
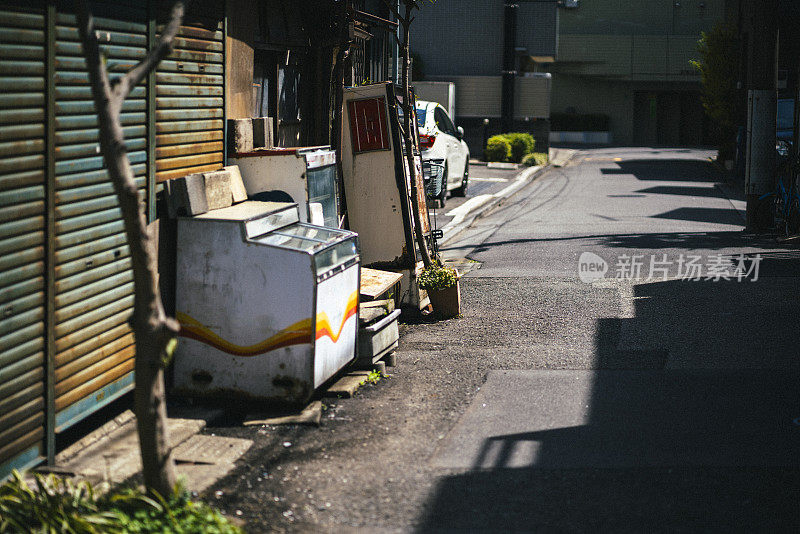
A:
177,290,359,357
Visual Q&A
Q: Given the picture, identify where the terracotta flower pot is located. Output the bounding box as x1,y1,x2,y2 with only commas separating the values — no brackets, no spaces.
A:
426,280,461,318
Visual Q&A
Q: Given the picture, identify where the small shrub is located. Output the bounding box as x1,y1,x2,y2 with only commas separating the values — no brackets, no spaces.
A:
485,135,512,162
0,471,118,533
0,470,242,534
111,487,240,534
521,152,548,167
418,263,458,291
504,133,536,163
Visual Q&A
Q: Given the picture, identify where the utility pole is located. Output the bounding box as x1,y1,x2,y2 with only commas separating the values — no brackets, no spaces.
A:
501,1,518,133
744,0,778,232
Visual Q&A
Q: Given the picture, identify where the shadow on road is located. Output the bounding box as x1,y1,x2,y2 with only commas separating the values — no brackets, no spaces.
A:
601,159,723,182
635,185,733,199
416,260,800,532
454,231,796,257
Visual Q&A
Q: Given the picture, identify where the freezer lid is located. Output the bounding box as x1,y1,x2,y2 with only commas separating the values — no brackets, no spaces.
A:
189,201,296,223
249,222,358,254
180,201,300,239
314,239,359,279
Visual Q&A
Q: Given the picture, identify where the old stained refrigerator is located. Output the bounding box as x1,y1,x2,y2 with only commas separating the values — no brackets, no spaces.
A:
228,146,340,228
173,201,360,403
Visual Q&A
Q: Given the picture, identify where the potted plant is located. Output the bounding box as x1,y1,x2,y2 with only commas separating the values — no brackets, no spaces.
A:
418,262,461,318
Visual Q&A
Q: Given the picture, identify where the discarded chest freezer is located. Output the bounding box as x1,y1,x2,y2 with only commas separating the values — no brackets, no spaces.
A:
228,147,339,228
174,201,360,403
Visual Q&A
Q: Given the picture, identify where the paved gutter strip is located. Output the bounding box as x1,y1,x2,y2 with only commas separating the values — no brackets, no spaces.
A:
440,149,577,246
440,164,545,246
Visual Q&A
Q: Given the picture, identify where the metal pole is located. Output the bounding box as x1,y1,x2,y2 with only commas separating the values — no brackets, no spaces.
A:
501,1,518,133
745,0,778,232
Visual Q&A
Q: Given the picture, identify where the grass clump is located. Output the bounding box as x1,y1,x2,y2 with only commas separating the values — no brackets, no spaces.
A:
0,470,242,534
521,152,548,167
360,370,382,386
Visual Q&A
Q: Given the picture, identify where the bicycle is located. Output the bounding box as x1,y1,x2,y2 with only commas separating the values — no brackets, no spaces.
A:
759,144,800,236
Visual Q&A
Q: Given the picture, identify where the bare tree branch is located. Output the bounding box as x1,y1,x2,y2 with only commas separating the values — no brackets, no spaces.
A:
76,0,183,498
75,2,113,104
381,0,403,22
112,2,185,102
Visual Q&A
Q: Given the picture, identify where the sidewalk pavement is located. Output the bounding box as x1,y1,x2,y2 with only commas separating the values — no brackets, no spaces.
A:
54,406,251,493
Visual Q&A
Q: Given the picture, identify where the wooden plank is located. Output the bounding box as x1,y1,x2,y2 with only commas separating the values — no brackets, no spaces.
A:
360,267,402,299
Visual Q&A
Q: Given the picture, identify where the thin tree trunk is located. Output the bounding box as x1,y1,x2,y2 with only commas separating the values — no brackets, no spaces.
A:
76,0,183,497
398,5,434,267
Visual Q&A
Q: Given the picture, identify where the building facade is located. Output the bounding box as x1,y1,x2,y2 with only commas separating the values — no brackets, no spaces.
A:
410,0,558,154
548,0,731,146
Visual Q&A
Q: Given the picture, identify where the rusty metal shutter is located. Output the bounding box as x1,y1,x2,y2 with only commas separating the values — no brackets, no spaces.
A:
51,5,148,432
155,10,224,183
0,5,47,477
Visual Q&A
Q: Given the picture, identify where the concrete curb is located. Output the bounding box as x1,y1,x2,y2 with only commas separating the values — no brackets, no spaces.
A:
439,164,548,246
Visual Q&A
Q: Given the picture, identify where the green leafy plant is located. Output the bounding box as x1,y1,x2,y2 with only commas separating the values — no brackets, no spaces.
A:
110,486,240,534
485,135,512,162
418,263,458,291
360,370,382,386
503,133,535,163
0,471,241,534
0,471,118,533
521,152,548,167
485,133,536,163
690,22,739,160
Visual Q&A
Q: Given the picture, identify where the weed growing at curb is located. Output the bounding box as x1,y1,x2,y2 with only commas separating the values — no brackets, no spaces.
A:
360,370,382,386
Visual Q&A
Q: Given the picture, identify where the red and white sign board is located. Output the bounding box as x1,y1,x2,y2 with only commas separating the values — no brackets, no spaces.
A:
347,97,390,153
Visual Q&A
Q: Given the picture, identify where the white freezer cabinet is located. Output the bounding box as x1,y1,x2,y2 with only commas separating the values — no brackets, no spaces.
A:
228,147,340,228
174,201,360,404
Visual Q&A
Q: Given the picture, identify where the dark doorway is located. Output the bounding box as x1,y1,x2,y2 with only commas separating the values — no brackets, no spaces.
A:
634,91,708,146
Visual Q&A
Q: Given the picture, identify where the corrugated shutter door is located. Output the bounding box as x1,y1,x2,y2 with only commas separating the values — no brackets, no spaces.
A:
52,5,148,431
155,11,224,183
0,5,47,476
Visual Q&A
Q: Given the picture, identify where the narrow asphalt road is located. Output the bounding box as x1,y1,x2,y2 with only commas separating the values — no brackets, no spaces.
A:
205,147,800,533
428,163,519,232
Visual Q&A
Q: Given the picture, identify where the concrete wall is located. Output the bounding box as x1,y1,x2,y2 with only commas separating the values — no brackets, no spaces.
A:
427,75,551,119
550,75,633,144
547,0,725,145
410,0,558,78
558,0,725,37
225,0,257,119
556,34,702,80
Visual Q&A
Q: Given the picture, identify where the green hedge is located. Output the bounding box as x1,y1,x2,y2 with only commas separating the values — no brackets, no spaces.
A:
550,113,610,132
485,135,512,162
485,133,536,163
